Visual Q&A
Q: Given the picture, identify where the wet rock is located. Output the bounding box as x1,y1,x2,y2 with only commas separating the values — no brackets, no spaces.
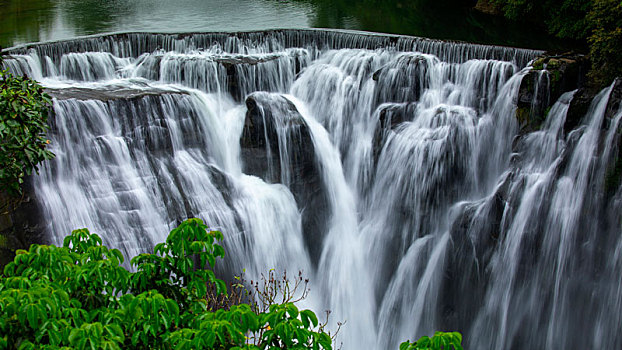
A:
0,181,47,268
372,102,416,162
603,79,622,196
136,51,306,102
45,86,189,101
372,54,432,106
565,88,595,134
565,78,621,135
240,92,329,263
517,53,589,133
378,102,414,127
240,93,288,182
443,172,510,330
215,55,284,102
605,78,622,120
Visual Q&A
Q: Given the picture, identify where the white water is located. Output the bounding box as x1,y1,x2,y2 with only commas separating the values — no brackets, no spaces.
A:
3,31,621,349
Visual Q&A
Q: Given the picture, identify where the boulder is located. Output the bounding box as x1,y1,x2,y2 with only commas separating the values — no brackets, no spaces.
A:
566,78,621,136
240,93,329,264
605,78,622,120
0,181,48,268
565,88,595,134
372,53,432,107
516,53,589,133
372,102,416,163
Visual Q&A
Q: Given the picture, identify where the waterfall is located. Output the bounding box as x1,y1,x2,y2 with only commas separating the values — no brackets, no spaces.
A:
2,30,621,350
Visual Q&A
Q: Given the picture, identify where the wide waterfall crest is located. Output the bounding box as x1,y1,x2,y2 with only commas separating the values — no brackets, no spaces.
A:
2,30,621,350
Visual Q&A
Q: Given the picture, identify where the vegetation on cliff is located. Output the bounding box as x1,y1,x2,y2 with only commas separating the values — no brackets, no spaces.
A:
487,0,622,86
586,0,622,85
0,67,54,197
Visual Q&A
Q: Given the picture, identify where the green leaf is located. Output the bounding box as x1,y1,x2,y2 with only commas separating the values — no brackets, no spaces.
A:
26,304,39,328
300,310,318,328
286,303,299,318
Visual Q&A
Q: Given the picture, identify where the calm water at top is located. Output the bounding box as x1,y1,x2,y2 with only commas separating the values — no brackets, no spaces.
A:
1,0,569,50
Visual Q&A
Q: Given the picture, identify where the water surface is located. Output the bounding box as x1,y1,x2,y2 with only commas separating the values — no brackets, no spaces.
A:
1,0,566,49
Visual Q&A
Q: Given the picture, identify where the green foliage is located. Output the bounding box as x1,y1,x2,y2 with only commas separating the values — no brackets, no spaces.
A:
489,0,592,39
399,332,463,350
586,0,622,86
0,218,334,349
489,0,622,87
0,218,462,349
0,68,54,196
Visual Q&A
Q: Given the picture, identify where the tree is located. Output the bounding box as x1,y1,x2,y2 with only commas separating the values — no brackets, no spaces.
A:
489,0,592,39
488,0,621,86
0,68,54,196
0,218,463,349
0,218,334,349
587,0,622,85
400,332,463,350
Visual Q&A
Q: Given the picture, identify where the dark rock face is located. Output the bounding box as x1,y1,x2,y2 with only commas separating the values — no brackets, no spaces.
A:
372,102,416,164
603,79,622,197
219,53,307,102
517,53,589,133
240,93,329,264
0,181,48,267
605,78,622,120
372,54,432,108
566,78,621,135
566,88,596,133
377,102,415,130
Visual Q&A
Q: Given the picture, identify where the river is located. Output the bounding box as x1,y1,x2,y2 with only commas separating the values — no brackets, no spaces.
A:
1,0,567,50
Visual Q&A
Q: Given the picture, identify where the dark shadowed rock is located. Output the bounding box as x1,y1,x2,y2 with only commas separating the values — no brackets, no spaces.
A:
517,53,589,133
372,54,432,107
240,92,329,264
372,102,416,163
566,88,595,134
216,54,288,102
566,78,621,135
0,181,48,267
443,172,510,331
605,78,622,120
603,79,622,197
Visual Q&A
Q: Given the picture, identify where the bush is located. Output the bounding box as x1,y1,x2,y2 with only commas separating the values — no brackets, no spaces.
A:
0,68,54,196
0,219,333,349
489,0,592,40
587,0,622,86
0,219,463,349
400,332,463,350
487,0,622,87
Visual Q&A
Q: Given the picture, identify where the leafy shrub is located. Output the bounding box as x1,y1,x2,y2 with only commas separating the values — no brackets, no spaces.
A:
489,0,592,39
487,0,622,87
0,218,333,349
400,332,463,350
587,0,622,86
0,218,463,349
0,68,54,196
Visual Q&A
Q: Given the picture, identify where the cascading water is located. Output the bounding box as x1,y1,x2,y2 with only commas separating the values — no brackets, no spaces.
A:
3,30,621,349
